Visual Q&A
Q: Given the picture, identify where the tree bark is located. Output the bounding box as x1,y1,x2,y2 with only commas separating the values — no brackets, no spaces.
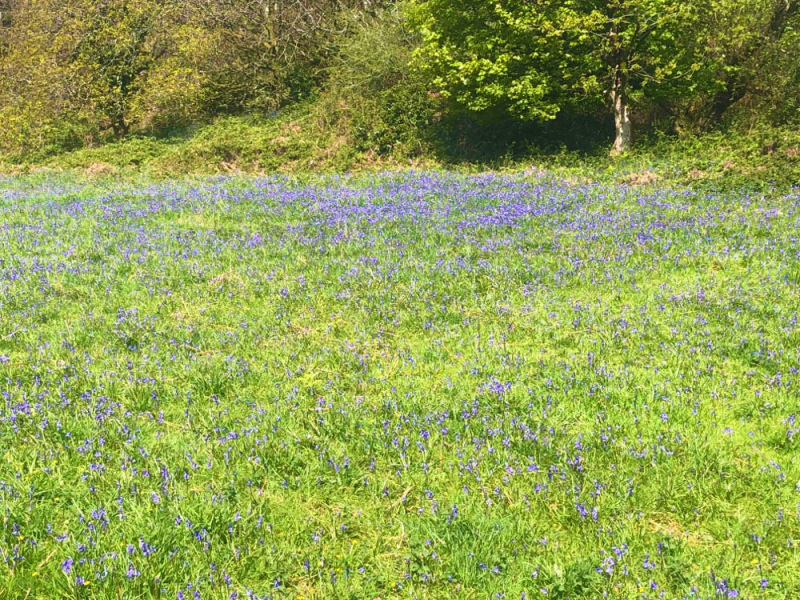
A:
611,65,631,155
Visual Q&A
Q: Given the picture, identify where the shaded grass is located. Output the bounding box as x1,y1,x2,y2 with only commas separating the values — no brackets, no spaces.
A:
1,103,798,193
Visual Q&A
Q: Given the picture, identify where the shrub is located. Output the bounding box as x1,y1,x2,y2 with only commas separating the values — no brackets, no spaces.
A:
315,6,437,158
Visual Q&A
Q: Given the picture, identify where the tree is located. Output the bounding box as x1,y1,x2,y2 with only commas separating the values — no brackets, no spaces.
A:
702,0,799,124
193,0,388,113
0,0,387,156
407,1,567,123
560,1,713,154
408,0,711,153
0,0,205,149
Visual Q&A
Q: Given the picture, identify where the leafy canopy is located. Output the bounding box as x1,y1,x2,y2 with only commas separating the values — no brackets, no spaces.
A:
408,0,713,122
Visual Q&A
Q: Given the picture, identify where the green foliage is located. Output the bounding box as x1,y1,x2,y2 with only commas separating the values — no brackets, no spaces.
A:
156,114,328,174
705,0,800,122
404,0,798,153
711,0,800,126
558,0,716,98
407,0,713,131
0,0,215,156
0,0,388,158
407,0,568,121
618,127,800,191
3,104,794,194
44,136,181,170
318,6,436,157
1,0,799,170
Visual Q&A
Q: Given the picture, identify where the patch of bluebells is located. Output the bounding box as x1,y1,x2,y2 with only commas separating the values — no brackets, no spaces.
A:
0,172,798,597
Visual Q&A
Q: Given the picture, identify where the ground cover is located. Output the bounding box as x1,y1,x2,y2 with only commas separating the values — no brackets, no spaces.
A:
0,171,798,598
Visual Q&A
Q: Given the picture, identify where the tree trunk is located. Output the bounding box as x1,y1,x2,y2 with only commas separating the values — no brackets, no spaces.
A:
611,66,631,155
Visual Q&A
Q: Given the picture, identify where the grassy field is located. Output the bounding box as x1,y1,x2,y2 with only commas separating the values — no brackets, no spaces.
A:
0,171,799,599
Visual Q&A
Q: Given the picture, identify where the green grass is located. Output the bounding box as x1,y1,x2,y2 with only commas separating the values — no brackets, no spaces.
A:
0,170,798,599
6,110,403,178
3,101,798,194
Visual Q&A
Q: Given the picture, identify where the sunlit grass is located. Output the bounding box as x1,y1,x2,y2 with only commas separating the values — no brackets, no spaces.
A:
0,171,798,599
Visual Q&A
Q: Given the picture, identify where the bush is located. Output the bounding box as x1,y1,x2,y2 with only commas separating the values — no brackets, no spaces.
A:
315,6,437,158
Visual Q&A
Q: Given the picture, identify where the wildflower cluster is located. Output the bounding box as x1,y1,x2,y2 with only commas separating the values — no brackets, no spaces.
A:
0,172,798,598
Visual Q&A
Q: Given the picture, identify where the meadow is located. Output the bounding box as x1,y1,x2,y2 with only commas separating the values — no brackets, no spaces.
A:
0,171,799,599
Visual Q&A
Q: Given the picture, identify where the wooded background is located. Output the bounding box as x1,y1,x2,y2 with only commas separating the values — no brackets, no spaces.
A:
0,0,797,160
